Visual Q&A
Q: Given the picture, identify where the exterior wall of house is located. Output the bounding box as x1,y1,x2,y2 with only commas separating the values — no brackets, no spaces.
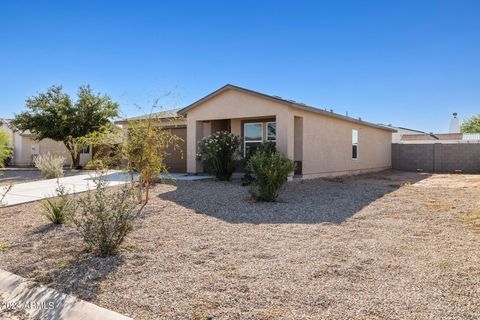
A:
185,89,291,173
184,88,392,177
291,108,392,178
12,135,91,167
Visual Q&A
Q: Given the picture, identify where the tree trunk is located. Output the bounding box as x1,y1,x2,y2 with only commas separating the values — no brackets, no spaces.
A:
72,153,81,169
64,143,81,169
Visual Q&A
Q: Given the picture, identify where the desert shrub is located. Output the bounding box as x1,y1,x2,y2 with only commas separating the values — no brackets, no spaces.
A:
246,146,295,202
41,182,75,224
255,141,277,157
34,153,65,178
196,131,241,181
242,141,278,186
73,177,141,256
0,184,12,207
84,158,106,170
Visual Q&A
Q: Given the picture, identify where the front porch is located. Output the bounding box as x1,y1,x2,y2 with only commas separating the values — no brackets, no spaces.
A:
186,115,304,175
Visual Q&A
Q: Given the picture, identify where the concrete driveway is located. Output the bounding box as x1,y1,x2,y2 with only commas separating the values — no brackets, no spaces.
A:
0,171,212,207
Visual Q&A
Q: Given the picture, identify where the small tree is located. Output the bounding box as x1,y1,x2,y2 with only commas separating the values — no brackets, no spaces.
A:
246,144,295,202
11,85,119,168
67,122,122,171
461,115,480,133
123,113,183,203
196,131,241,181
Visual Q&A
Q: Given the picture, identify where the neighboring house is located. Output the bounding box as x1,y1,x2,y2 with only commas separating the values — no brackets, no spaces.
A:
119,84,395,178
379,124,426,143
399,132,480,144
0,119,92,167
389,113,479,144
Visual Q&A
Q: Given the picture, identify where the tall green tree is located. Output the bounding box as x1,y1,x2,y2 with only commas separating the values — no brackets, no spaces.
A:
11,85,119,168
461,115,480,133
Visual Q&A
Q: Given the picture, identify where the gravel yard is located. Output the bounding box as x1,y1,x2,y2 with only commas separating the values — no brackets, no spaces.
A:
0,170,479,319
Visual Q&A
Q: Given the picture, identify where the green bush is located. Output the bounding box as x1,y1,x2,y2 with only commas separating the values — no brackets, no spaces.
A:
196,131,241,181
84,158,105,170
0,129,12,168
246,146,295,202
73,176,141,256
255,141,277,157
41,183,75,224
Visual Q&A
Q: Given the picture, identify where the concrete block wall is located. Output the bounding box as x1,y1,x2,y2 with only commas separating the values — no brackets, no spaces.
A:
392,143,480,173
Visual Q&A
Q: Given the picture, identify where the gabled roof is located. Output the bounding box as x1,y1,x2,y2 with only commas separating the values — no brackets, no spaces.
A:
178,84,396,132
115,108,182,125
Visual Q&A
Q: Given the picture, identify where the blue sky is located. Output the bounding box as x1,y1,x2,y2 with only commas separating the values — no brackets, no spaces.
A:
1,0,478,132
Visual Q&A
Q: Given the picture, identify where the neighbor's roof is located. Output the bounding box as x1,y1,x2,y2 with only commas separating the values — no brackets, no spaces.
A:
401,133,463,141
115,108,182,124
378,124,426,134
178,84,396,132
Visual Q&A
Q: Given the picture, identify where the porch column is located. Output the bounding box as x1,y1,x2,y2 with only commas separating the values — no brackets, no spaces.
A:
186,118,204,174
276,111,295,160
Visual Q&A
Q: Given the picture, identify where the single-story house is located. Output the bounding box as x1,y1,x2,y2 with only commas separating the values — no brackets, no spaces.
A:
118,84,395,178
0,119,92,167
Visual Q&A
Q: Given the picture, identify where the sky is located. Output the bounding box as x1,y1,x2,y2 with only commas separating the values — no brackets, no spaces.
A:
0,0,479,132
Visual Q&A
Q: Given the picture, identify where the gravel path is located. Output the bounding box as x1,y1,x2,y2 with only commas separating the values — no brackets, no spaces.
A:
0,170,479,319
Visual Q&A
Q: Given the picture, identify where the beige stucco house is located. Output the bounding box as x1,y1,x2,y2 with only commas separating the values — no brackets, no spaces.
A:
179,84,394,178
120,84,395,178
0,119,92,167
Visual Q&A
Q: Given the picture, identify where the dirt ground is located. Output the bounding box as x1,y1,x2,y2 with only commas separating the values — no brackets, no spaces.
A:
0,170,479,319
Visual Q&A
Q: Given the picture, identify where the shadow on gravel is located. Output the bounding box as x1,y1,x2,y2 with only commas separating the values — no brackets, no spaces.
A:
159,170,430,224
31,223,59,235
45,255,123,302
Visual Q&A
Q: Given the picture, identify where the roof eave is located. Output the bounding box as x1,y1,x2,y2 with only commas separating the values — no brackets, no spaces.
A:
179,84,396,133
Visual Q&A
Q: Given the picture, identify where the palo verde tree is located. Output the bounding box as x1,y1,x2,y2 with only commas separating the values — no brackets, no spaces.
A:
124,113,183,204
11,85,119,168
461,115,480,133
